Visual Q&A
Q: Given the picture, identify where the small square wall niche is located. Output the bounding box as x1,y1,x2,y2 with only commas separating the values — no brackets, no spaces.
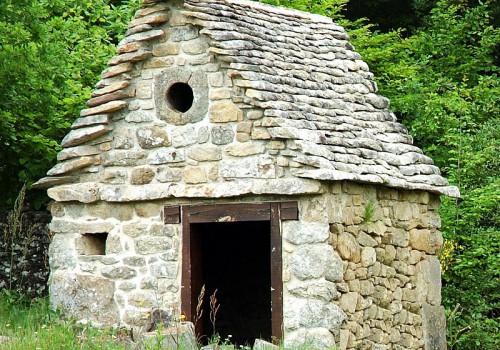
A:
76,233,108,255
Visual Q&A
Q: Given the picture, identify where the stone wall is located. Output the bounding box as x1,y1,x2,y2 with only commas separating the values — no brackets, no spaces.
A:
282,182,445,350
48,181,446,349
0,209,51,297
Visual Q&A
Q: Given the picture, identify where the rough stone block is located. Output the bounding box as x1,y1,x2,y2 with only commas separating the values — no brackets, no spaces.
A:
253,339,279,350
150,262,178,278
144,56,175,69
211,125,234,145
125,110,155,123
285,328,337,350
383,228,409,248
123,222,149,238
141,322,197,350
361,247,377,267
61,125,113,148
108,48,152,66
287,280,339,302
416,256,442,305
182,39,209,55
50,273,119,325
130,167,155,185
153,42,180,56
148,149,186,165
364,221,387,236
103,150,147,167
209,100,243,122
337,232,361,263
80,100,127,117
118,29,165,46
340,292,359,314
101,266,137,279
299,300,346,334
136,126,171,149
71,114,111,129
47,156,96,176
325,250,344,283
101,62,133,79
123,256,146,267
187,145,222,161
156,166,182,182
220,156,275,179
290,244,335,280
246,110,263,120
283,221,330,245
48,234,78,270
421,304,447,350
49,219,115,234
357,231,378,247
251,127,271,140
170,25,198,41
182,166,207,184
409,229,443,254
172,125,197,147
359,280,375,296
135,203,161,218
135,237,172,254
117,41,144,54
101,169,127,184
129,11,169,28
226,142,264,157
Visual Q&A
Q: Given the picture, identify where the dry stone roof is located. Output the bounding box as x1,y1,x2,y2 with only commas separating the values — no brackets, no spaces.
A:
34,0,460,198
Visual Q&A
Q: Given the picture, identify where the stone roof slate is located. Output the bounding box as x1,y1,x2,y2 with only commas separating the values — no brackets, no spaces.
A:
183,0,458,197
34,0,460,198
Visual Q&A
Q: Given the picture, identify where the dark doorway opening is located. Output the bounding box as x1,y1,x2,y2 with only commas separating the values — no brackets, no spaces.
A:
192,221,271,345
173,202,298,345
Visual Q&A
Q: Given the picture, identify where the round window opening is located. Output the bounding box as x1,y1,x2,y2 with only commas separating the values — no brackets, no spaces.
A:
166,82,194,113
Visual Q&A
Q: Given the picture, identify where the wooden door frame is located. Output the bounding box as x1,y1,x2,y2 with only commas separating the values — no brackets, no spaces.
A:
164,201,298,341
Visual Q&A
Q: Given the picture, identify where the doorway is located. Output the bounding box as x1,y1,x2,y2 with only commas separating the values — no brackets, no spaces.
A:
192,221,271,345
172,202,297,345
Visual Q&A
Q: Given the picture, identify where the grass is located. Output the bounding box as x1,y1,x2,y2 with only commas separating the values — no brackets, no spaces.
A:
361,199,377,224
0,292,130,350
0,292,338,350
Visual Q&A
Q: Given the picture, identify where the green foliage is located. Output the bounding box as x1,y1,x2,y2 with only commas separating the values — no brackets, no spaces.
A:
361,199,377,224
0,0,140,207
350,1,499,348
259,0,348,20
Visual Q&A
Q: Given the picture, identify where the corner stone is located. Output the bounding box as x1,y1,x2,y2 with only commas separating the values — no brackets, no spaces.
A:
422,303,447,350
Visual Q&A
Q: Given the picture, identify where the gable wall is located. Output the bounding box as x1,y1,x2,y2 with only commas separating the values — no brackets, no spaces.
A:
46,0,329,204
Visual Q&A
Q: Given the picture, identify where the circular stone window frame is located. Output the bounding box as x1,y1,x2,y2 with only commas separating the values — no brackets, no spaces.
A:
154,68,208,125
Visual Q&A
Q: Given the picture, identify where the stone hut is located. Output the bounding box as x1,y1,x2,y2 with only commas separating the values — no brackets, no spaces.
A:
34,0,459,348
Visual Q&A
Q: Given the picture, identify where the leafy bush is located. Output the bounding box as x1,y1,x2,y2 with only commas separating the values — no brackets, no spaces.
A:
0,0,141,207
352,1,500,348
